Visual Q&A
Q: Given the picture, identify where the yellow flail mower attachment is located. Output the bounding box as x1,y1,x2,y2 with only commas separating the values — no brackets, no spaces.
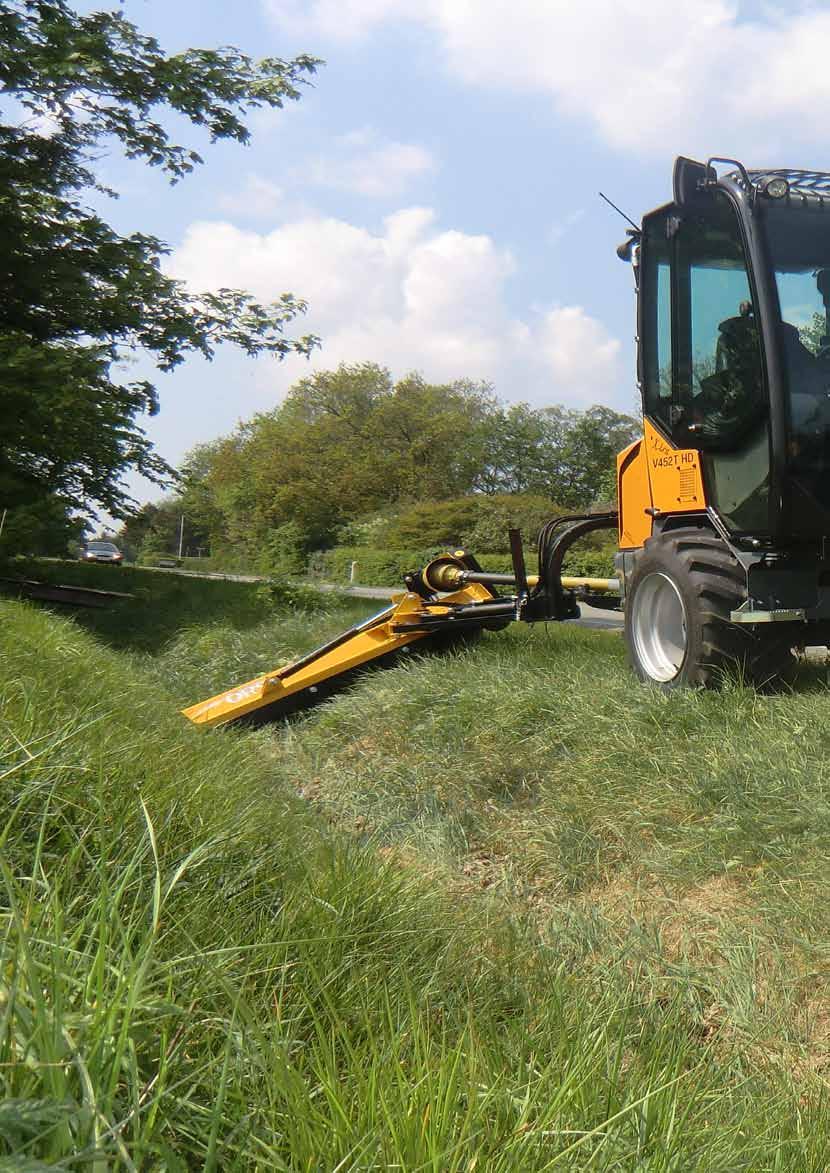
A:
183,518,620,729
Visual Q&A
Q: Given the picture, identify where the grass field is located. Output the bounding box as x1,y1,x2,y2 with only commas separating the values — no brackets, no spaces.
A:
3,561,830,1167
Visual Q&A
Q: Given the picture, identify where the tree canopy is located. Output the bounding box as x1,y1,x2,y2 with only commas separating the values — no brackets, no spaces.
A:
0,0,320,517
798,312,826,356
133,363,639,569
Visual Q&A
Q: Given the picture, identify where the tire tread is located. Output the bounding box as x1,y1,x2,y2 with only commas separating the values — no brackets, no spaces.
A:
625,525,796,688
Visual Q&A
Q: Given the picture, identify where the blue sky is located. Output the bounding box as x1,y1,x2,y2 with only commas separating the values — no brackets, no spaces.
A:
91,0,830,506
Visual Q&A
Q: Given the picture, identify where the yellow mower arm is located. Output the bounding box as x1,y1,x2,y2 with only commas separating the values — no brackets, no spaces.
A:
182,581,497,728
182,532,622,730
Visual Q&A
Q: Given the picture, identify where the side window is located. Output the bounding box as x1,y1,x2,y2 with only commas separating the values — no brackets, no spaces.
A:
656,261,672,399
679,203,765,450
641,216,673,432
641,196,765,451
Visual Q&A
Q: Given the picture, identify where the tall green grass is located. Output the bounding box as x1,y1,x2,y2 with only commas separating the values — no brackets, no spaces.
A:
0,557,356,653
3,593,830,1166
256,623,830,1066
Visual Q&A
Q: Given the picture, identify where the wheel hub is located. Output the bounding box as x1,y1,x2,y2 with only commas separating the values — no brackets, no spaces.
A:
632,571,688,682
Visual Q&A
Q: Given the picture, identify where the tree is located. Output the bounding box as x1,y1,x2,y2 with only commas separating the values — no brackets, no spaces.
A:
0,1,320,517
474,403,571,496
167,363,640,565
210,364,496,556
799,311,826,356
0,493,87,556
116,500,159,560
116,497,210,561
371,374,495,500
381,493,563,552
556,405,640,508
474,402,639,507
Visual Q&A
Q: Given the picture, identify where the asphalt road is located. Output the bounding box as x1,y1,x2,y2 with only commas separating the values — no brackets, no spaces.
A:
568,601,624,630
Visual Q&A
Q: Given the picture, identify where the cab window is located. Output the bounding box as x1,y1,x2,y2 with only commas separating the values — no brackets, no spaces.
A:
642,194,766,451
641,217,673,428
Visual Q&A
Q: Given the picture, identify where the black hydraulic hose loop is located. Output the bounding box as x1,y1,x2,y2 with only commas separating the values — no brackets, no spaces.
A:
534,512,618,618
534,512,610,588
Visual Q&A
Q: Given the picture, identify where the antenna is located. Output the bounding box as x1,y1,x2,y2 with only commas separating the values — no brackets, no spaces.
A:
598,191,639,232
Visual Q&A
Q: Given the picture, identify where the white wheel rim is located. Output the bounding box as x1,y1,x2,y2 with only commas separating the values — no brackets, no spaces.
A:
632,572,688,682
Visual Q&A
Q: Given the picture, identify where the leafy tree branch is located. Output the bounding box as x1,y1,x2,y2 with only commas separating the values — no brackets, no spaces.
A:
0,0,322,516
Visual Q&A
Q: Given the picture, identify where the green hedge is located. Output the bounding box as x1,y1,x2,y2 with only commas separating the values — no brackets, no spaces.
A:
310,546,435,586
561,542,617,579
376,493,566,553
177,554,258,574
133,553,265,575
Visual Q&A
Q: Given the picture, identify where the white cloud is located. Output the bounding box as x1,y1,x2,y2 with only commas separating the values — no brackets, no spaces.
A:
168,208,621,407
217,173,284,219
301,128,435,198
263,0,409,41
540,306,621,392
264,0,830,157
216,132,432,223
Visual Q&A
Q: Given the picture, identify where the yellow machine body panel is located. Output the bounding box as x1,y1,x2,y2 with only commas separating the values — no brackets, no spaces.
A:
617,438,653,549
617,421,707,550
643,420,706,514
182,582,496,728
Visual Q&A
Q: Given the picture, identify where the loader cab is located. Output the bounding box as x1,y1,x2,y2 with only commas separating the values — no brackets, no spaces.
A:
635,157,830,546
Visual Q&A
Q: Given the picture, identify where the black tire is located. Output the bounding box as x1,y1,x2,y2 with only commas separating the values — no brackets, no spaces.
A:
624,526,796,689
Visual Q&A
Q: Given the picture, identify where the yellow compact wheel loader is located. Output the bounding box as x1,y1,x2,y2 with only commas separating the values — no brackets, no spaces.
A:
184,156,830,727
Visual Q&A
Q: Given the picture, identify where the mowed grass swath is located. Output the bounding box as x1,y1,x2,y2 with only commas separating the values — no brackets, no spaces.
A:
1,572,830,1167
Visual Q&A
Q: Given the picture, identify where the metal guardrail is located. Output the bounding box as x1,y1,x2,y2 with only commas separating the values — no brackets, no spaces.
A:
0,577,134,608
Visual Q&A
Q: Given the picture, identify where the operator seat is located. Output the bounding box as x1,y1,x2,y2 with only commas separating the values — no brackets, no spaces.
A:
694,302,765,447
715,300,758,378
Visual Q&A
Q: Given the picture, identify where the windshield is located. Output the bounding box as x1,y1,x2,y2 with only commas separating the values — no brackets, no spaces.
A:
88,542,117,551
763,203,830,520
